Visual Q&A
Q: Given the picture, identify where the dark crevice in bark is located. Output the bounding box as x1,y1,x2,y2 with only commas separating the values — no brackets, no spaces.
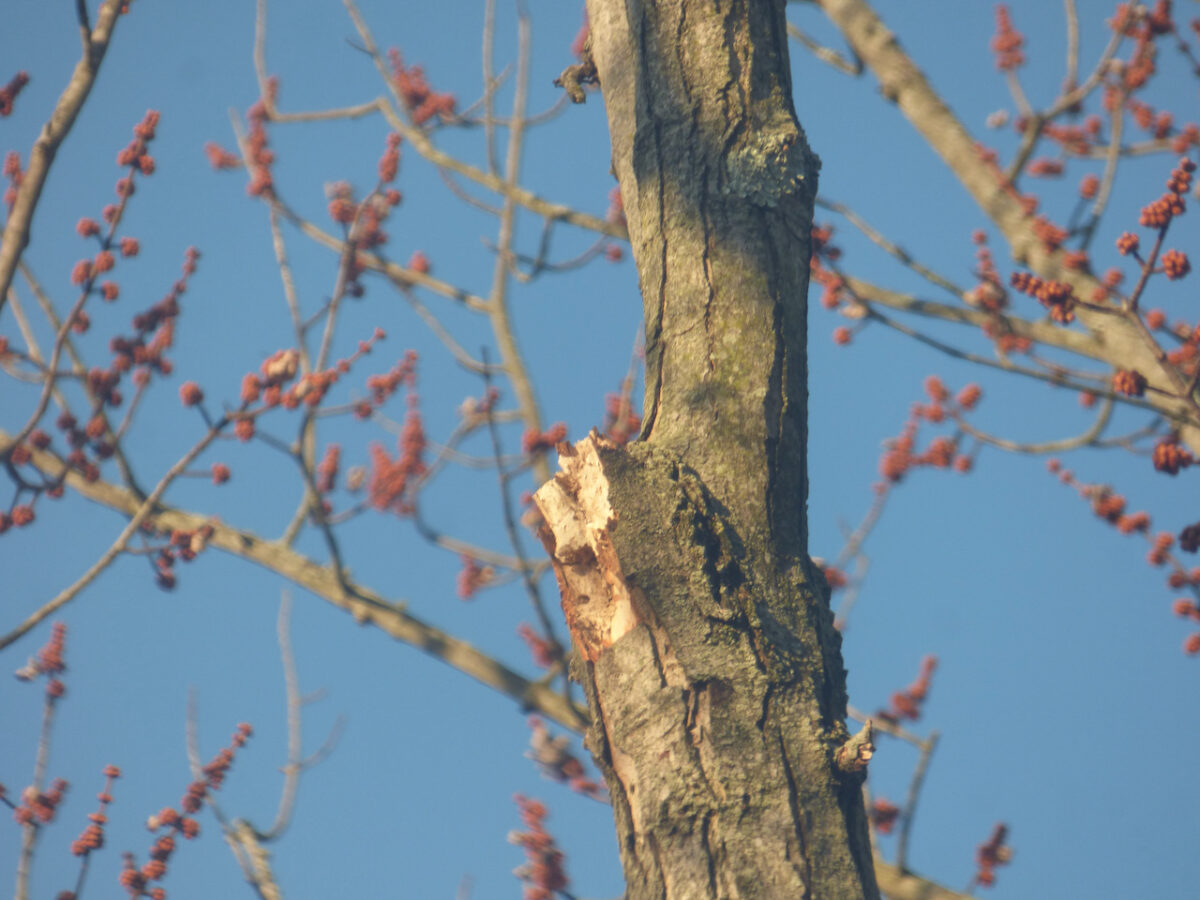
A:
776,726,815,900
640,4,667,444
763,211,789,557
700,810,718,897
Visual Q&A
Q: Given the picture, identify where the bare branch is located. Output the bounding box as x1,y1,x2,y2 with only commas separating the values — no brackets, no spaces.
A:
0,420,224,651
263,594,303,840
955,396,1115,455
896,731,940,873
837,273,1107,364
480,350,565,661
227,820,284,900
786,22,862,75
1,431,588,732
482,0,500,175
816,198,967,299
874,859,973,900
814,0,1200,448
1063,0,1080,94
0,0,126,315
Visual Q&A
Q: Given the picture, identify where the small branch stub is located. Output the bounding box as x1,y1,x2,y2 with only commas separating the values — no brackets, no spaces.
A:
553,38,598,104
836,718,875,773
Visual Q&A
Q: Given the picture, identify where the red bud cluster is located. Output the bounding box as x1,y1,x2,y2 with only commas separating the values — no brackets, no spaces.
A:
387,49,456,125
509,795,570,900
974,823,1013,887
877,655,938,725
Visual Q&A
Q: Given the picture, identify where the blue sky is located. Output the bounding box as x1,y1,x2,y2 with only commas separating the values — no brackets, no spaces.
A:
2,2,1198,898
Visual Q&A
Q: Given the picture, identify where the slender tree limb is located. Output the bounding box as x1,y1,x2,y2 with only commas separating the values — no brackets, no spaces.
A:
0,421,224,651
1076,93,1124,251
787,22,863,75
483,8,552,487
411,506,542,572
863,307,1173,419
226,821,283,900
482,0,501,176
280,195,493,312
895,731,940,873
480,350,564,660
816,197,968,298
0,0,126,315
0,430,588,732
14,675,61,900
874,860,974,900
1003,22,1125,185
954,396,1114,455
814,0,1200,448
266,206,309,371
838,274,1106,363
263,594,334,841
1063,0,1080,94
835,273,1104,364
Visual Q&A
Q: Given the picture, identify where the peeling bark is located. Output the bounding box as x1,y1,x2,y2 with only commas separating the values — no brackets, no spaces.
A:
536,435,876,899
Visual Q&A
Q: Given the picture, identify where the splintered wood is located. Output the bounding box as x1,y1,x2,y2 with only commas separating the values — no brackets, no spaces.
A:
533,433,642,662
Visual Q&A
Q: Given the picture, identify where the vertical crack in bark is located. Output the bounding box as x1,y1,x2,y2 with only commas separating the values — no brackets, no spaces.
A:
637,2,667,443
717,5,746,187
645,830,668,897
776,726,815,900
763,211,788,554
700,809,719,898
700,190,717,378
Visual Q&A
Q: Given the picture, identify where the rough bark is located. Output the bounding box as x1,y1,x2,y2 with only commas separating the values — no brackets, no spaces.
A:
532,2,878,898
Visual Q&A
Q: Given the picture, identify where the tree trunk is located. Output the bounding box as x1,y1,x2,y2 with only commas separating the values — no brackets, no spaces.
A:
533,2,879,898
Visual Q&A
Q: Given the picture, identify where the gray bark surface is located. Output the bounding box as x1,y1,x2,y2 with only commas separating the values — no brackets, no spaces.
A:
533,2,879,898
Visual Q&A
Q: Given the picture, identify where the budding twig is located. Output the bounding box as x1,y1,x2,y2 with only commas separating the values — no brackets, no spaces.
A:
0,0,126,316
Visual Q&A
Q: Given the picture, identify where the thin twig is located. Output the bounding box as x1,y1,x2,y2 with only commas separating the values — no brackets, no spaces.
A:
264,594,315,839
953,395,1114,454
1063,0,1080,94
864,307,1177,422
895,731,940,872
480,349,564,656
15,683,61,900
411,508,543,572
786,22,862,75
1077,93,1125,250
0,419,225,651
484,6,552,487
1048,19,1125,118
4,146,149,458
267,205,309,371
816,198,966,299
396,284,493,373
846,705,924,747
838,273,1107,364
482,0,500,176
